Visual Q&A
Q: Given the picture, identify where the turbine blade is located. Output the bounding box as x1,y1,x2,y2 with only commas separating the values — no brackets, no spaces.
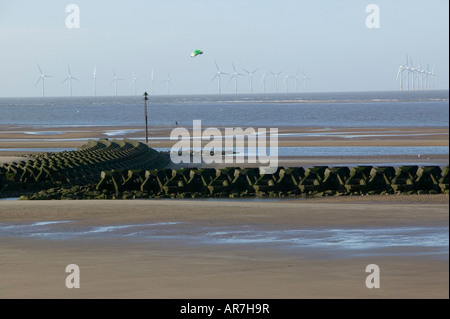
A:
35,77,42,86
61,77,69,84
68,66,71,75
72,77,80,81
37,64,43,75
243,69,250,74
215,61,219,71
210,74,218,83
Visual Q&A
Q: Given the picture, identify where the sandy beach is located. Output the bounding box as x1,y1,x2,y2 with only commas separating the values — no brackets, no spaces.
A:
0,124,448,299
0,125,448,167
0,196,448,299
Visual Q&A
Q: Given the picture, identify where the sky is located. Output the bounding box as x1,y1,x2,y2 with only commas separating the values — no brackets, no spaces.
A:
0,0,448,97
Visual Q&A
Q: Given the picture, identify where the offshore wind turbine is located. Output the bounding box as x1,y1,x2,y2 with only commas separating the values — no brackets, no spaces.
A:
396,62,405,91
404,55,411,91
35,64,52,97
269,71,282,93
416,62,422,90
243,68,258,94
282,74,290,93
110,68,123,96
130,71,137,96
229,63,245,94
259,73,267,94
92,66,97,96
429,65,435,90
61,65,79,97
409,58,418,91
292,70,300,93
302,71,310,93
211,61,228,94
162,73,173,95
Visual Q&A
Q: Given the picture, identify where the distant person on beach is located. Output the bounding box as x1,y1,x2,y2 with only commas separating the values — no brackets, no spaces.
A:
175,121,179,126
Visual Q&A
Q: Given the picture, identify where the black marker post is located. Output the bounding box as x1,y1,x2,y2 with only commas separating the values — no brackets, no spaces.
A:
143,91,149,143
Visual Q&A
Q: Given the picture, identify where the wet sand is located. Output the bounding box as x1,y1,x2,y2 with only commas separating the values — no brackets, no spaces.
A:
0,196,448,299
0,125,448,299
1,125,448,166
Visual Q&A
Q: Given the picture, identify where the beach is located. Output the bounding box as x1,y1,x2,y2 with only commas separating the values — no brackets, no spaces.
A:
0,123,448,299
0,196,448,299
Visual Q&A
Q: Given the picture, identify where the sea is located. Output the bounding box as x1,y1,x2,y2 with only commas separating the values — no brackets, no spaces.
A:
0,90,448,128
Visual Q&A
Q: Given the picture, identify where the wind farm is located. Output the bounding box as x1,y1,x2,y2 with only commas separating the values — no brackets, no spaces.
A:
396,56,437,91
31,57,442,97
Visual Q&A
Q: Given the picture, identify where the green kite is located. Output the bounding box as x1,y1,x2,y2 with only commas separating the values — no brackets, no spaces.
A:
191,49,203,58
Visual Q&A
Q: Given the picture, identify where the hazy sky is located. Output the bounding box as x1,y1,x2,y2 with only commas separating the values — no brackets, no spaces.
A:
0,0,448,97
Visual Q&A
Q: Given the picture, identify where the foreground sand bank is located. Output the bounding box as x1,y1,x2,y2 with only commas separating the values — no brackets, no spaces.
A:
0,196,448,299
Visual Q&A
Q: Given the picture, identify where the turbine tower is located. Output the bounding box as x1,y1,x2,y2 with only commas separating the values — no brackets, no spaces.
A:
61,65,79,97
269,71,282,93
292,70,300,93
162,73,173,95
229,63,244,94
35,64,52,97
211,61,228,94
130,71,137,96
111,68,123,96
243,68,258,94
283,74,290,93
396,63,404,91
302,71,310,93
404,55,411,91
260,73,267,94
430,65,435,90
92,66,97,96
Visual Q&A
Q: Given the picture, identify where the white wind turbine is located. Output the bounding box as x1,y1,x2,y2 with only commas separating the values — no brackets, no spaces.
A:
416,62,422,90
211,61,228,94
92,66,97,96
409,58,418,91
110,68,123,96
282,74,290,93
404,55,412,91
130,71,137,96
430,65,435,90
302,70,310,93
162,73,173,95
269,71,282,93
395,63,405,91
292,70,300,93
35,64,52,97
259,73,267,94
243,68,258,94
61,65,79,97
229,63,245,94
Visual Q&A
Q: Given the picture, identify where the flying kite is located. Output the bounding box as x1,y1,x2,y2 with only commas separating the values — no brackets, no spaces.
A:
191,49,203,58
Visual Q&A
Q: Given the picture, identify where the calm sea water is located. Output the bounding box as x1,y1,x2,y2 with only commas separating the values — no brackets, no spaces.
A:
0,91,448,128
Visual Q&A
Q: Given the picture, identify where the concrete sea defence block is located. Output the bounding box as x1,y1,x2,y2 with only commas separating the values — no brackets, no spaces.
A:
344,166,373,193
391,165,419,193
